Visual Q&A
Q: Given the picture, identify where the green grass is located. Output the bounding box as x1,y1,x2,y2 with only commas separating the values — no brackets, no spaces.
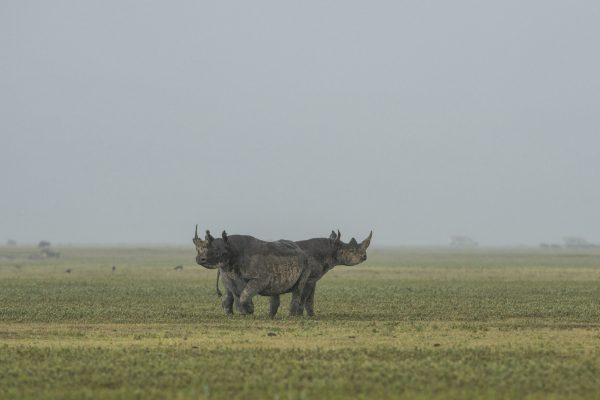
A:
1,246,600,399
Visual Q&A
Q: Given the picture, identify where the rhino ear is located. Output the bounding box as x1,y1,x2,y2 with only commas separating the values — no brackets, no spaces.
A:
330,230,341,245
222,230,228,243
360,231,373,249
205,230,214,243
349,237,358,246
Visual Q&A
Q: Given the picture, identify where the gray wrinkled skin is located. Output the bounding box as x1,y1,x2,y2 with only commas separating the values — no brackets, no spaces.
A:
193,228,314,317
290,230,372,317
211,229,372,318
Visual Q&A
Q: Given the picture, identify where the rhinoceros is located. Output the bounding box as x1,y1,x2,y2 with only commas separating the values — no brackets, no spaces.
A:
193,226,315,317
292,229,372,316
213,229,372,317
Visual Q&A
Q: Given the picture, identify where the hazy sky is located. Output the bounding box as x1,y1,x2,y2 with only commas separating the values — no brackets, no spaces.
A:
2,1,599,246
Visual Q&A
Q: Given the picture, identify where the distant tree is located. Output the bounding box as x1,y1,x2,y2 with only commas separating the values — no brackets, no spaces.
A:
450,235,478,247
6,239,17,245
540,243,562,249
38,241,51,248
563,237,596,248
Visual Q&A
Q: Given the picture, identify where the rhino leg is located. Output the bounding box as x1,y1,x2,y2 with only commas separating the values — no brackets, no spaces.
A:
239,279,266,315
222,290,234,314
303,282,316,317
219,272,244,314
269,295,280,318
290,293,303,316
290,269,311,316
236,296,253,314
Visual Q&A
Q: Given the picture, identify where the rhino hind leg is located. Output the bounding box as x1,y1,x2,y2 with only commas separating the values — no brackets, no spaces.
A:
303,282,316,317
290,268,311,316
290,291,304,316
269,295,280,318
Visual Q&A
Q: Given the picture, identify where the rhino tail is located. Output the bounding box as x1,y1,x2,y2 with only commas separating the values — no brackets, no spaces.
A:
216,269,223,297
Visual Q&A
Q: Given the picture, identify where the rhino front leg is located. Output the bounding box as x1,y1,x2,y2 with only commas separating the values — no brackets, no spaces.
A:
290,269,311,316
239,279,266,315
290,294,303,316
219,271,242,314
303,282,316,317
269,295,280,319
222,289,235,314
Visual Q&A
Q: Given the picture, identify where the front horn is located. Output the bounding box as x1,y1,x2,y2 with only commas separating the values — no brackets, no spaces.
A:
361,231,373,248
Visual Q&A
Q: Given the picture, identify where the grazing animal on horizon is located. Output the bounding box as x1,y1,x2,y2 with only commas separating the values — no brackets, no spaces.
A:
174,265,183,271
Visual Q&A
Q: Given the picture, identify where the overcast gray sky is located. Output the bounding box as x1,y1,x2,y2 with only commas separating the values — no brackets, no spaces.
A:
1,1,599,246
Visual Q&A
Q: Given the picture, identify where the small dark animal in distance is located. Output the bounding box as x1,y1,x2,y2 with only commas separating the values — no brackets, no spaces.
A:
65,269,71,273
174,265,183,271
112,265,116,272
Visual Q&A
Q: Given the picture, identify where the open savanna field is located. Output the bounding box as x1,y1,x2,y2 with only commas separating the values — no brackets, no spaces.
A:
1,245,599,400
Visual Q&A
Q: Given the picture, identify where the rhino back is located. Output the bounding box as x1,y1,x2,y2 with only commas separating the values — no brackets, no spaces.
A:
225,235,309,294
253,252,307,296
295,238,333,262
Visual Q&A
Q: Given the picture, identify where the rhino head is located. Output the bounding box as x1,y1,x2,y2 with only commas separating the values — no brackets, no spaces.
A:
330,230,372,266
192,225,232,269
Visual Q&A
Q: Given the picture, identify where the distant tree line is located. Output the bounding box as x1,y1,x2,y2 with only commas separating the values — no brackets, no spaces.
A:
449,236,478,247
540,237,599,249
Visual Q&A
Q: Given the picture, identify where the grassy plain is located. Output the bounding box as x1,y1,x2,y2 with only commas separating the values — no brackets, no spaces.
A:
1,245,599,399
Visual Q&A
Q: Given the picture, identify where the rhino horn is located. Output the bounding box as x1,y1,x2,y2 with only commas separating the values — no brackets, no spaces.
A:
360,231,373,249
193,225,203,243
